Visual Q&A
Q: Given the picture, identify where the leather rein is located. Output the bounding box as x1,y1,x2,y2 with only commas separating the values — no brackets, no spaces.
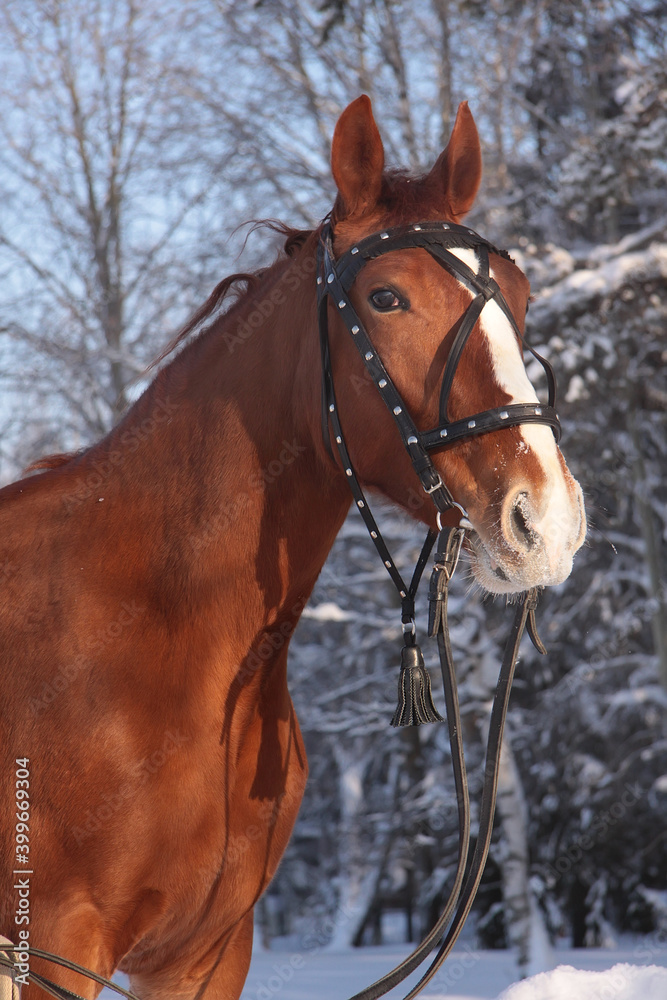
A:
316,218,557,999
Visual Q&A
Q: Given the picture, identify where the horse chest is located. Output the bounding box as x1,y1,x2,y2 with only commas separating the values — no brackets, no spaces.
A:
116,711,307,967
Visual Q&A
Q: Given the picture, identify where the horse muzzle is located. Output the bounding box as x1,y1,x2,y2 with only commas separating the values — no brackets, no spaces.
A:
467,478,587,594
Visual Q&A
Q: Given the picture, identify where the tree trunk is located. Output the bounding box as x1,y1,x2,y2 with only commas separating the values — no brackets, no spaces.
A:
490,727,554,976
432,0,453,147
628,404,667,692
327,744,378,949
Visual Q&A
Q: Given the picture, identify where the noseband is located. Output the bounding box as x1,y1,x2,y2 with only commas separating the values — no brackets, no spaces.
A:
316,219,560,999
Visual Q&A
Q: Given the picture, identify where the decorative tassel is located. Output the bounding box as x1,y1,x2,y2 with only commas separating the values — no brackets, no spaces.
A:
391,643,444,727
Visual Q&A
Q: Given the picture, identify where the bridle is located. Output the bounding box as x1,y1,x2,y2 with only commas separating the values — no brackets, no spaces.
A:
317,218,560,527
317,219,559,681
317,218,559,999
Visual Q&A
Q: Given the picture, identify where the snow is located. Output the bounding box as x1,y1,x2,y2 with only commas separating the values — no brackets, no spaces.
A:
497,964,667,1000
238,946,667,1000
302,602,355,622
529,242,667,330
564,374,586,403
97,944,667,999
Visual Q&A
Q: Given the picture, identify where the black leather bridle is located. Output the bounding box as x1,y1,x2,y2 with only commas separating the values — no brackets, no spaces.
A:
317,218,558,999
317,219,560,496
317,218,560,627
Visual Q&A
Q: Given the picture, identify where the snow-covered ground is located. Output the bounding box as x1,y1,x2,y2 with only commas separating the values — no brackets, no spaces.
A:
498,963,667,1000
98,940,667,999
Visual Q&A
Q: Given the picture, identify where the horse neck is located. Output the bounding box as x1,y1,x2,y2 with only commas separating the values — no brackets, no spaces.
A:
101,237,350,638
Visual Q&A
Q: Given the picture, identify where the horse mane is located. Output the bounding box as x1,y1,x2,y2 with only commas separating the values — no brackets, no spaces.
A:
146,221,313,372
23,185,464,478
24,451,85,473
23,223,313,475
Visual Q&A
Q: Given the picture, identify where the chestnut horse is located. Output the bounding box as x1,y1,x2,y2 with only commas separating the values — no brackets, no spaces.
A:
0,97,585,999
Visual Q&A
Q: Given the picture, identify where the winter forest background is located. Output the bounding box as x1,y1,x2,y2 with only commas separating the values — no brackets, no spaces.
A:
0,0,666,977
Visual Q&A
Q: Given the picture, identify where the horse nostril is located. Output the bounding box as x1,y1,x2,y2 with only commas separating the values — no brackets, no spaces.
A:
509,492,535,550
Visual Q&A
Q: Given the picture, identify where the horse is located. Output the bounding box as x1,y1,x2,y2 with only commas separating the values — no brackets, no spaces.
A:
0,95,586,999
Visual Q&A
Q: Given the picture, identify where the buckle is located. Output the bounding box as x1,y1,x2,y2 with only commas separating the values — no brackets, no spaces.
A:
423,472,444,495
437,504,471,531
434,526,465,580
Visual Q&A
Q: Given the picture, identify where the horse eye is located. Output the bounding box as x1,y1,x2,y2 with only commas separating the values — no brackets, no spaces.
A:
370,289,402,311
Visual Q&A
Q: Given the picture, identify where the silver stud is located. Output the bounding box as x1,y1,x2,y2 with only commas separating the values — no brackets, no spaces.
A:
400,590,407,598
442,223,450,229
413,224,422,231
365,351,373,361
468,229,475,235
535,406,542,415
384,560,391,568
351,325,359,334
440,428,448,438
468,419,476,429
329,403,335,412
351,247,359,254
393,406,402,415
380,232,389,240
500,411,509,419
346,468,353,476
338,299,346,309
407,435,418,445
378,378,387,388
357,500,365,508
371,530,378,539
336,436,342,444
317,276,323,285
327,274,334,284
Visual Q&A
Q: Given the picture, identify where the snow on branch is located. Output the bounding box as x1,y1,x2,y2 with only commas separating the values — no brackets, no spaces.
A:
529,243,667,335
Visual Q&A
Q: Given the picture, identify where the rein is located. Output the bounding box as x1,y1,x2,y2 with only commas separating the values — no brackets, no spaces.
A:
0,943,140,1000
317,219,554,998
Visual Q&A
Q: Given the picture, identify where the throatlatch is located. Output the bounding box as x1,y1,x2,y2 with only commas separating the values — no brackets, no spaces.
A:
317,218,555,1000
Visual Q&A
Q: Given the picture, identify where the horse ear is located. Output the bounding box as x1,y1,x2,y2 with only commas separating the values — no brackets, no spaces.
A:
428,102,482,221
331,95,384,220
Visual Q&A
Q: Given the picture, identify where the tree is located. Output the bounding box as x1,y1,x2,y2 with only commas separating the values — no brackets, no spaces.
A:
515,215,667,945
0,0,238,471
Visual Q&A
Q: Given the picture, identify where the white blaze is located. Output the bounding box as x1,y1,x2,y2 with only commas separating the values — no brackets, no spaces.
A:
448,249,583,580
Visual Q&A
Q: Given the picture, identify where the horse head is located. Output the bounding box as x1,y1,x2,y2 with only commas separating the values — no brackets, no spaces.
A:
323,95,586,594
